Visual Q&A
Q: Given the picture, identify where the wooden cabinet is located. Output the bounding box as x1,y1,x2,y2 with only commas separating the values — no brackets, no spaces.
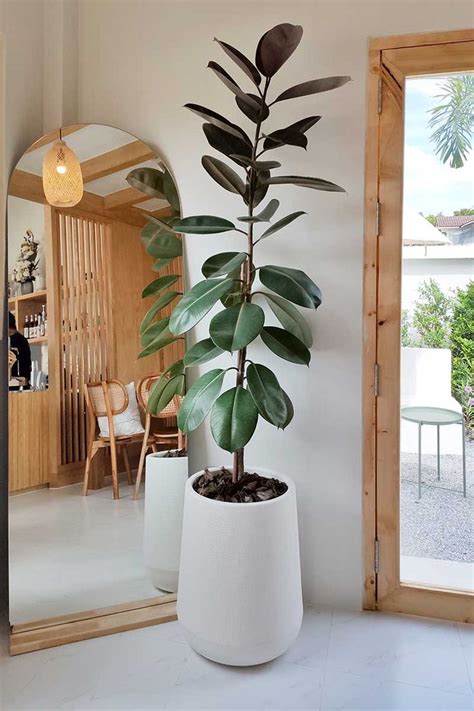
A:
8,391,50,492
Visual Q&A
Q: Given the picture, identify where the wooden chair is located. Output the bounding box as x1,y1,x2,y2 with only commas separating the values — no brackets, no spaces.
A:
83,380,145,500
133,374,186,499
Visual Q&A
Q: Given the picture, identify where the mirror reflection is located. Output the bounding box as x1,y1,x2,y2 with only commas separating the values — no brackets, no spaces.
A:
7,124,186,624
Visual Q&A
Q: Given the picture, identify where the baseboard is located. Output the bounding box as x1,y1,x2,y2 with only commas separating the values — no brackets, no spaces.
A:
10,594,177,655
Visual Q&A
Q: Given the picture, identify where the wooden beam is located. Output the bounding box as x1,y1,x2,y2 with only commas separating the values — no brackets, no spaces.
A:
8,169,149,227
80,141,156,183
9,169,104,213
25,124,87,153
103,186,151,210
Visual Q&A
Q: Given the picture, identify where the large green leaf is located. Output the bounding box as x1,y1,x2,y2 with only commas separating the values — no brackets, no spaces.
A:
237,199,280,223
141,220,182,258
145,214,177,234
173,215,235,234
201,252,247,278
263,175,346,193
177,368,226,433
263,292,313,347
257,211,305,241
142,274,179,299
259,265,322,309
210,302,265,352
274,76,351,103
148,374,185,416
263,116,321,151
151,258,174,272
210,386,258,452
138,328,179,359
255,23,303,78
202,155,246,196
169,278,234,335
143,232,182,259
183,338,224,367
126,167,165,199
260,326,311,365
203,123,252,163
214,38,261,86
163,169,180,212
282,391,294,428
246,363,289,428
139,292,180,335
141,318,169,347
185,103,252,143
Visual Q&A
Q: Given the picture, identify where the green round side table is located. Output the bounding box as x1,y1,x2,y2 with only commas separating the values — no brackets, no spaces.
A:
401,406,467,500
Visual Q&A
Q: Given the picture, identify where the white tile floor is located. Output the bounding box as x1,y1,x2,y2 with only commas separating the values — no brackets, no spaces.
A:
1,606,472,710
9,482,161,624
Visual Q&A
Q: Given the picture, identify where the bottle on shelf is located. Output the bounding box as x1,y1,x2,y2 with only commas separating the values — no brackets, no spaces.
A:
23,315,29,338
41,304,47,337
29,313,34,339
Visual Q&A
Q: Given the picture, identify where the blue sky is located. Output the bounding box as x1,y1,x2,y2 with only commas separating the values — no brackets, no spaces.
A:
403,74,473,216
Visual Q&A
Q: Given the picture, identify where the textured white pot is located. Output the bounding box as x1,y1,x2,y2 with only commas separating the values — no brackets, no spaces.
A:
177,468,303,666
143,451,188,593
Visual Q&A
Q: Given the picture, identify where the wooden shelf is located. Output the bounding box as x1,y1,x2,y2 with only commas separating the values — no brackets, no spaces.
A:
8,289,47,305
28,336,47,345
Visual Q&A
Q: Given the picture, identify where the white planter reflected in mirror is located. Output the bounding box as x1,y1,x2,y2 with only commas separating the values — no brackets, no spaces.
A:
7,124,186,653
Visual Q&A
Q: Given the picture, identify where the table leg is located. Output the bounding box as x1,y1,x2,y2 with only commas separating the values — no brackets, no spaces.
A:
437,425,440,481
418,422,422,500
462,421,466,498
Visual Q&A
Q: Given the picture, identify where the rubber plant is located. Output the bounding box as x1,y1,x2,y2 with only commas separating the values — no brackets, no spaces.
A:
127,22,350,487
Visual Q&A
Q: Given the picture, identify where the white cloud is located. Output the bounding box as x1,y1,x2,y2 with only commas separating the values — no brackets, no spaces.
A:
403,145,474,214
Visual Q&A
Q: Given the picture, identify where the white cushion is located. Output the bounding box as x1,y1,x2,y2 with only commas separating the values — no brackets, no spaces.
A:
98,382,145,438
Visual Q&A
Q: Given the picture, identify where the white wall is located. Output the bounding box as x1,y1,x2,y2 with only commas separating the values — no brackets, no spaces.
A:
76,0,473,608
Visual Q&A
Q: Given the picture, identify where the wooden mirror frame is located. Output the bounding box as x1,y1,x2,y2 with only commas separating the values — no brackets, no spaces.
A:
5,124,183,655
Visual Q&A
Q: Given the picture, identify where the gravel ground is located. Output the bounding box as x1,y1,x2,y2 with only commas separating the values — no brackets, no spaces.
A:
400,440,473,563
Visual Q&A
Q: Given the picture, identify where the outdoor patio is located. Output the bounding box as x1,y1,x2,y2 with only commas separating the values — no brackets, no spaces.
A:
400,439,473,591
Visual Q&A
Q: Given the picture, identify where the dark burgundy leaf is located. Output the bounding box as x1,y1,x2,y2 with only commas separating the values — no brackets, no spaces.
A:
208,61,261,113
253,169,270,207
274,76,351,103
235,93,269,123
185,103,252,145
263,116,321,151
203,123,252,163
214,37,261,86
255,23,303,78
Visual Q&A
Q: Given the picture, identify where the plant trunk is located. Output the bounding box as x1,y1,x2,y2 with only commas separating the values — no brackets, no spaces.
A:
231,79,269,484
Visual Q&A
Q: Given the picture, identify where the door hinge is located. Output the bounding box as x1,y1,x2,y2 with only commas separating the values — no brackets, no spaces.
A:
377,78,383,114
376,200,381,237
374,538,380,574
374,363,380,397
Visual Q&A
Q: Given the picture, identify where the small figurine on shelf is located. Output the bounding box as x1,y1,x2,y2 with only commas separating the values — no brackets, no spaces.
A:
12,228,39,295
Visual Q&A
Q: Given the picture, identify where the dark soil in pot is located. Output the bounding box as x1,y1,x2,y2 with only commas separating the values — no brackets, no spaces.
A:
160,448,187,458
193,467,288,503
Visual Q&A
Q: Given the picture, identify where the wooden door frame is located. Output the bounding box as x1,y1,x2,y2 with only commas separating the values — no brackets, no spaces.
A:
363,28,474,623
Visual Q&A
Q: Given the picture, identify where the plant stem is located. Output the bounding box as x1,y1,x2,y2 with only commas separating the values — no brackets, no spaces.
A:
232,78,270,484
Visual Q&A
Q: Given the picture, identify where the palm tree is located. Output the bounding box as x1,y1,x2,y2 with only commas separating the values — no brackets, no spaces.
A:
428,74,474,169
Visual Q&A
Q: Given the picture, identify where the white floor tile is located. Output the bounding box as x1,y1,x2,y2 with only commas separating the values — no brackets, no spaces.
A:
2,608,473,711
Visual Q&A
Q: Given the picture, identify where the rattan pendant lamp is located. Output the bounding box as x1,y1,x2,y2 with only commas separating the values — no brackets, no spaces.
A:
42,128,83,207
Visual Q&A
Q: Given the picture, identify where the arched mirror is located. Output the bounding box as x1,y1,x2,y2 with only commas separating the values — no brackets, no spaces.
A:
7,124,186,653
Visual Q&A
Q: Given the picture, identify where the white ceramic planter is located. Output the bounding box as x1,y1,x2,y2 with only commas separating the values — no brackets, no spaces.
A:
143,451,188,593
177,468,303,666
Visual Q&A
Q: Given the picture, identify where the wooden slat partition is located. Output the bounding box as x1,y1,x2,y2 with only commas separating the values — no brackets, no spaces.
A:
57,212,110,466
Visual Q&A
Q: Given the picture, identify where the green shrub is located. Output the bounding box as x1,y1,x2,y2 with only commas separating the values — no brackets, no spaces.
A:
412,278,452,348
451,282,474,433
